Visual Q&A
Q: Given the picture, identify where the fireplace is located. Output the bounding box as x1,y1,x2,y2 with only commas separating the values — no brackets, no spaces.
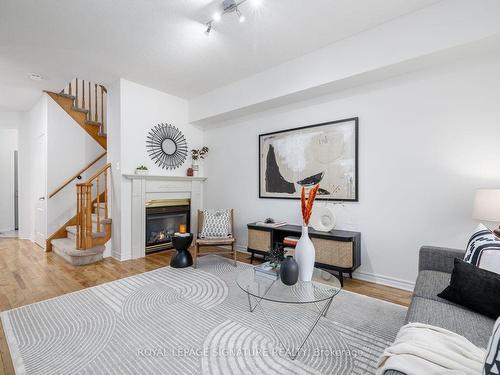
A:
145,199,190,254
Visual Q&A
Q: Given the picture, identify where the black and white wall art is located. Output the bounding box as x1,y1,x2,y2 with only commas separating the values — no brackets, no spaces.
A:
259,118,358,201
146,123,188,170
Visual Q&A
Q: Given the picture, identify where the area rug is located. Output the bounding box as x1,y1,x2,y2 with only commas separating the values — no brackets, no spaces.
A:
1,255,406,375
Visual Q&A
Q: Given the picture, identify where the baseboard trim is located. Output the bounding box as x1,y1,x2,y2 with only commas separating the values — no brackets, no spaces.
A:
352,271,415,292
235,245,415,292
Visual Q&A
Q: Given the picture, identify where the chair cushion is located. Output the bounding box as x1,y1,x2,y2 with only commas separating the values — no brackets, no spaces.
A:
200,209,231,239
196,237,235,245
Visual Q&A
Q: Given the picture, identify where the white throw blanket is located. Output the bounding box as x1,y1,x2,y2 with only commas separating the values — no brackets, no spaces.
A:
376,322,486,375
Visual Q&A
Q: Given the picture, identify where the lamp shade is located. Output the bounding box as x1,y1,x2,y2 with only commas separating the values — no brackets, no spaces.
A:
473,189,500,222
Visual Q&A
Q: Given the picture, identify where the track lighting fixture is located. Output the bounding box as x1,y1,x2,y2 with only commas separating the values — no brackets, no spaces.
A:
204,0,258,34
236,8,245,23
205,22,212,36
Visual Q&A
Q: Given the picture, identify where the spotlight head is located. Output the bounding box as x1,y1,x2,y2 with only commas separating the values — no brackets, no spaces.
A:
236,8,245,23
205,22,212,36
251,0,263,8
213,12,221,22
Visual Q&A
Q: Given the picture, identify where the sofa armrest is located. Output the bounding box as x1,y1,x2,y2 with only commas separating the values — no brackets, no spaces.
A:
418,246,466,273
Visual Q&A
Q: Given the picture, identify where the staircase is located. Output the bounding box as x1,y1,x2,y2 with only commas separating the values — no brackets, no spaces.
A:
46,78,112,266
45,78,107,149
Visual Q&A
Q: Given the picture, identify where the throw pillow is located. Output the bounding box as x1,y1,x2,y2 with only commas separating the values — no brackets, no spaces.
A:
438,258,500,319
464,223,500,274
200,209,231,238
484,317,500,375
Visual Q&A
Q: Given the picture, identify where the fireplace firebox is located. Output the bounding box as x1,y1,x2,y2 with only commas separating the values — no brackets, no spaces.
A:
145,199,190,253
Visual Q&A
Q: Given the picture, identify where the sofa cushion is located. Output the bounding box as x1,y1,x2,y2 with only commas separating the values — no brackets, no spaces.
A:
464,223,500,274
413,270,454,305
438,258,500,319
405,296,495,348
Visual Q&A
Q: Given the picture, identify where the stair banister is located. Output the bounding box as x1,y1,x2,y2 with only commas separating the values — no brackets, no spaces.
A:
48,151,107,199
76,163,111,249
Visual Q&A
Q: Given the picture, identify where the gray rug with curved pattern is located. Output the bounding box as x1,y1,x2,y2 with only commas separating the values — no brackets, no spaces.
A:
1,255,406,375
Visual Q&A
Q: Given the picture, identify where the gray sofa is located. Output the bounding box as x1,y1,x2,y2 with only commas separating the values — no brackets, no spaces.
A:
384,246,495,375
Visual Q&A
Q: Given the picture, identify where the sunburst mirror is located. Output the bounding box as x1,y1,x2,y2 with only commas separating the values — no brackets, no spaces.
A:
146,123,188,170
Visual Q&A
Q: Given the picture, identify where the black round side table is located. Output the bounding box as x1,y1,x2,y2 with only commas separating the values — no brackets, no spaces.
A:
170,233,194,268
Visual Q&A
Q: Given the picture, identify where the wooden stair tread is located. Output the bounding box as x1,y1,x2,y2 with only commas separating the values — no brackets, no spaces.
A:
86,120,102,126
56,93,76,100
71,106,89,113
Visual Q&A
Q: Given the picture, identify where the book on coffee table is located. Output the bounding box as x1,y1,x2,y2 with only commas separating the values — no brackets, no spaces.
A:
254,261,279,280
255,221,287,228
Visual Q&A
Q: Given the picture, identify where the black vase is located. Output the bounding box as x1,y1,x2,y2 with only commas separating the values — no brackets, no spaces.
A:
280,256,299,286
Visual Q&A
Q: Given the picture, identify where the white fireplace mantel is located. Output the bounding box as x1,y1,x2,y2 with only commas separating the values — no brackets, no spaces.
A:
123,173,207,259
123,174,207,182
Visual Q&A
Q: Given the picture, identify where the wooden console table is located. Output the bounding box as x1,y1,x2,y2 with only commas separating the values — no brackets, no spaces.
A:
247,223,361,285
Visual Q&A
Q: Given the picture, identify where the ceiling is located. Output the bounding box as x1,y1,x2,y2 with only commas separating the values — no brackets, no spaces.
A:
0,0,440,111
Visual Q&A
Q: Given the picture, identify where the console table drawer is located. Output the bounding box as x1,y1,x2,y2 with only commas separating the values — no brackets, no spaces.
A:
248,229,271,252
312,238,353,268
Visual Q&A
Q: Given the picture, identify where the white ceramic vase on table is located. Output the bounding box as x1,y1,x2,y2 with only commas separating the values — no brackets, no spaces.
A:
294,225,315,282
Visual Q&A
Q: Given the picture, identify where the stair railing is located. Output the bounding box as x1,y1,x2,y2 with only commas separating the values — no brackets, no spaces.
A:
61,78,107,135
48,151,107,199
76,163,111,249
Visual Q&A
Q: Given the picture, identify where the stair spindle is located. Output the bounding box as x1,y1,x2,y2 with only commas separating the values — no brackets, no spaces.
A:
88,81,91,116
69,81,72,96
94,84,98,122
101,86,104,133
104,169,108,220
82,80,85,109
96,177,101,233
75,78,79,108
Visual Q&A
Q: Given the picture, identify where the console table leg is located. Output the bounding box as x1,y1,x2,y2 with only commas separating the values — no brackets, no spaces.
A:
349,272,353,279
250,252,254,264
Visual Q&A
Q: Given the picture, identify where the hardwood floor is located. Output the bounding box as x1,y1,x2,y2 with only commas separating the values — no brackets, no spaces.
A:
0,238,412,375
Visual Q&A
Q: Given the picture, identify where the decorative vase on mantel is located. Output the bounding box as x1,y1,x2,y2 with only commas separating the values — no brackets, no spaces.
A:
294,225,315,282
191,161,199,176
293,184,320,282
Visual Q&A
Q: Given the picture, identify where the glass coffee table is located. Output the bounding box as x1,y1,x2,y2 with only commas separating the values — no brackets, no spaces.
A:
236,266,342,360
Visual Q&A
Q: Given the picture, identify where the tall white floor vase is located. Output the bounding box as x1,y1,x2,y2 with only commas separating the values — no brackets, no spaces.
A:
294,225,315,282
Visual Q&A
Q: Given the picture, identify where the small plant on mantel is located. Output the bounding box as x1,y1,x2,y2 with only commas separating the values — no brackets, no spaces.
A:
191,146,209,161
191,147,209,174
135,165,148,175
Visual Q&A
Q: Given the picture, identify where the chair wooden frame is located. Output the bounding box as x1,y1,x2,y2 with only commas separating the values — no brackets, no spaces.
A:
193,209,237,268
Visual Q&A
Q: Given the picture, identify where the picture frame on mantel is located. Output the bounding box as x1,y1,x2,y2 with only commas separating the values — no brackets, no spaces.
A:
259,117,358,201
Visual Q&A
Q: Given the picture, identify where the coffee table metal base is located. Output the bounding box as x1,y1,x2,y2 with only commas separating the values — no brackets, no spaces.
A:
245,288,334,360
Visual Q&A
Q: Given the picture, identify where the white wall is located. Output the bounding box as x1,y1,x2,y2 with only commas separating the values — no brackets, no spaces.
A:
0,111,23,130
46,98,105,236
203,52,500,289
108,79,204,260
0,129,18,231
18,95,47,241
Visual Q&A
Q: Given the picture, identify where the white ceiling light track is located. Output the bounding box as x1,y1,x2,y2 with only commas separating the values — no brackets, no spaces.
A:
205,0,261,35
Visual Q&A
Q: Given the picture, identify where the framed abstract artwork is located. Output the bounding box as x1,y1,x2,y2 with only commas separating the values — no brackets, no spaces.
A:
259,117,358,201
